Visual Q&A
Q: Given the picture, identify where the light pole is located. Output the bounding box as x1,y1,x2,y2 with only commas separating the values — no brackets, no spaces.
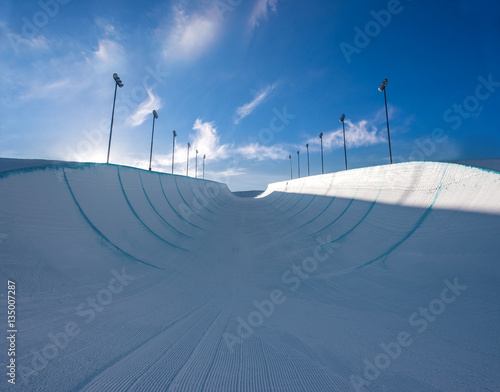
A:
203,154,206,179
149,110,158,171
340,114,347,170
297,150,300,178
195,150,198,178
306,144,310,176
319,132,324,174
172,130,177,174
289,154,293,180
107,73,123,164
186,143,191,176
378,78,393,164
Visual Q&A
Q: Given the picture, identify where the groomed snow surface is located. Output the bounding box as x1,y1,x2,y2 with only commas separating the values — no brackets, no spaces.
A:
1,159,499,391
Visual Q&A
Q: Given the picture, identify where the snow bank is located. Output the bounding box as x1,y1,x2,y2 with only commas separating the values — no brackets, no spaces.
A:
259,161,500,215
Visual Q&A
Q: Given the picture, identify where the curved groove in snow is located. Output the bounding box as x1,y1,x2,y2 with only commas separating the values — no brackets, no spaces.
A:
117,167,189,252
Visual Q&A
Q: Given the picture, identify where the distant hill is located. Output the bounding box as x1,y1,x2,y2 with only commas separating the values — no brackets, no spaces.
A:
452,158,500,172
232,190,264,198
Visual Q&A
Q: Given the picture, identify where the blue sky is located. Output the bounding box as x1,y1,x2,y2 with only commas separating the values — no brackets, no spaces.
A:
1,0,499,190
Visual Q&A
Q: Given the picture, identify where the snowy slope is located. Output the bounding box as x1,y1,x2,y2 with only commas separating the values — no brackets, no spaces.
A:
0,161,499,391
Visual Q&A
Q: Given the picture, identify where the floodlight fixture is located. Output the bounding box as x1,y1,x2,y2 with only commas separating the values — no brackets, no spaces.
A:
378,78,388,92
113,73,123,88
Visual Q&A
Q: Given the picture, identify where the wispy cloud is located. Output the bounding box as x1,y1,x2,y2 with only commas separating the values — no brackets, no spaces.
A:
249,0,279,30
91,38,124,73
212,167,247,178
94,39,122,63
160,4,221,61
126,89,162,127
189,119,231,160
236,142,288,161
307,119,386,150
94,19,120,39
19,78,72,100
1,27,126,107
233,83,277,124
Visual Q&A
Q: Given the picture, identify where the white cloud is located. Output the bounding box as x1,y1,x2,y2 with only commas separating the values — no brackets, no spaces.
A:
19,78,73,100
141,119,232,176
94,19,120,39
249,0,279,30
307,119,386,150
211,167,247,178
233,83,277,124
145,119,290,180
236,143,288,161
168,119,288,167
189,119,231,160
90,38,124,75
5,35,123,103
94,39,122,63
161,5,220,61
126,89,162,127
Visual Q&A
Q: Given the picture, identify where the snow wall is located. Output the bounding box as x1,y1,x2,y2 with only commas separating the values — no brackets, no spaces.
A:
1,160,499,391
